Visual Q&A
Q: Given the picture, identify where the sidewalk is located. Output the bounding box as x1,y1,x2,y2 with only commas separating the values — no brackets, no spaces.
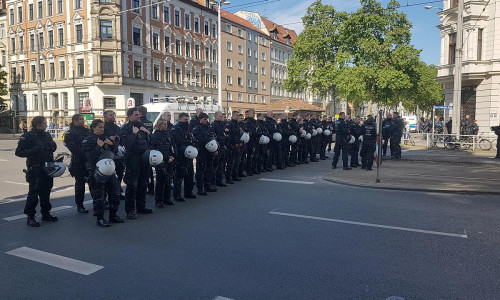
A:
400,145,500,166
324,158,500,195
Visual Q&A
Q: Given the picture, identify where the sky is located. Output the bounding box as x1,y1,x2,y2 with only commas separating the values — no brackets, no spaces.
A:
226,0,443,66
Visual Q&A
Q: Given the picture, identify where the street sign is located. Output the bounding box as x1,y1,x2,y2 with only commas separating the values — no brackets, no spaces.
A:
434,105,453,109
127,98,135,108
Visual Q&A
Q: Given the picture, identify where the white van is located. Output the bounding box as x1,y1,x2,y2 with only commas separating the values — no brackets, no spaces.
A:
403,115,418,133
142,97,222,125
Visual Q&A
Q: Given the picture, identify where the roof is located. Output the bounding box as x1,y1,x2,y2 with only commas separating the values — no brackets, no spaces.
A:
255,99,324,112
260,16,297,46
221,9,265,33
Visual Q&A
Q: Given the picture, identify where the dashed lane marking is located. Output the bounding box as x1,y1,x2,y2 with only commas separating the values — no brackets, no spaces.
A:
4,181,29,186
0,185,77,205
6,247,103,275
259,178,315,185
0,159,8,162
3,206,74,221
213,297,235,300
270,211,468,239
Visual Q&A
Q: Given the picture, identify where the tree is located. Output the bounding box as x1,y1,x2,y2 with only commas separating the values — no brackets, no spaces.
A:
0,66,8,104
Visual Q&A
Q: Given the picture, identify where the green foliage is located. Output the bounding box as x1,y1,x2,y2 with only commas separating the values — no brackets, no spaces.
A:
0,66,8,103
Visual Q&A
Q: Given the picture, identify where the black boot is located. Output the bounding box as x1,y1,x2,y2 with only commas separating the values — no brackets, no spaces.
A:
155,202,165,209
42,213,58,222
77,206,89,214
109,214,124,223
26,215,40,227
97,217,111,227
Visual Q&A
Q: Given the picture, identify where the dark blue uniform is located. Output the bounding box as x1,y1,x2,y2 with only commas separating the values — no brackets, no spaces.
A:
332,118,350,169
171,121,196,201
360,122,377,170
64,126,90,208
151,129,175,206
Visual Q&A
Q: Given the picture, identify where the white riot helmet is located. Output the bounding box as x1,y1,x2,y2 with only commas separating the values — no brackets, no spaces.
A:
300,131,307,138
264,136,271,144
205,140,218,153
323,129,332,136
184,146,198,159
115,145,126,159
240,132,250,144
44,162,66,177
316,128,323,134
273,132,282,142
95,158,115,183
259,135,267,145
348,135,356,144
358,136,364,143
305,133,312,140
289,135,297,143
143,150,164,166
312,129,318,136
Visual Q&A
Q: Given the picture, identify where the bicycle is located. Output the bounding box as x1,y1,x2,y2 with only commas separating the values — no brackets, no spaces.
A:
429,134,445,149
54,152,72,177
403,132,415,146
444,135,472,150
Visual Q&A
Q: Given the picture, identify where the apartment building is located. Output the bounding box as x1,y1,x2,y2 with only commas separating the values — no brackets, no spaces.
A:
436,0,499,129
6,0,218,124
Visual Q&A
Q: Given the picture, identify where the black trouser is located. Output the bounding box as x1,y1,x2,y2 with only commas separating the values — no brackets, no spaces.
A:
114,159,125,189
496,139,500,158
255,144,266,171
382,136,390,156
226,146,236,180
196,153,209,191
319,136,327,159
309,137,317,160
239,144,247,176
289,141,298,164
271,141,283,168
282,140,290,165
123,153,149,213
147,167,155,192
332,141,349,168
360,142,376,169
173,158,194,199
24,167,53,216
390,135,402,158
245,143,256,174
300,139,308,162
71,160,88,207
155,163,173,204
215,146,227,184
206,153,216,187
88,172,120,218
349,142,360,166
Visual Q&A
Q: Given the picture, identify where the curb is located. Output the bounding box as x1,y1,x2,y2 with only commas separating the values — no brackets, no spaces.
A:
323,178,500,196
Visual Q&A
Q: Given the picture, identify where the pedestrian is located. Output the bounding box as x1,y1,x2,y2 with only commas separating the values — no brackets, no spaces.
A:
360,116,377,170
22,121,28,133
120,107,153,220
382,113,392,156
446,117,452,134
64,114,90,213
150,119,175,208
332,112,351,170
82,119,123,227
15,116,59,227
390,111,404,159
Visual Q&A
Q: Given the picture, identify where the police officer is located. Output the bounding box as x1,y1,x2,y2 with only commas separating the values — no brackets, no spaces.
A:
15,116,59,227
137,106,155,195
120,107,153,220
150,118,175,208
82,119,123,227
265,111,282,170
226,111,243,183
213,111,229,187
493,125,500,159
244,109,258,176
347,116,361,168
190,108,203,128
360,116,377,170
319,115,329,160
390,111,404,159
104,110,125,200
278,117,294,167
289,112,301,165
192,113,218,196
64,114,90,213
332,112,351,170
326,117,334,153
382,113,392,156
171,113,197,202
255,113,270,173
237,114,248,178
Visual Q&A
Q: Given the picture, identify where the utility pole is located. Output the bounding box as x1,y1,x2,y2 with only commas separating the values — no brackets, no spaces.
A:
452,0,464,137
36,32,43,116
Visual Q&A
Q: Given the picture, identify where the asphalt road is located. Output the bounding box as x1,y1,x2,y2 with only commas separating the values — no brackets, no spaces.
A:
0,139,499,299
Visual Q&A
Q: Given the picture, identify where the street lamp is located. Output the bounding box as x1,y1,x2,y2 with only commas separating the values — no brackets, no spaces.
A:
426,2,462,136
209,0,230,109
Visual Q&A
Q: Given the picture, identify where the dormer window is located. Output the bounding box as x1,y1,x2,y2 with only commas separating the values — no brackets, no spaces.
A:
286,36,290,45
273,30,278,40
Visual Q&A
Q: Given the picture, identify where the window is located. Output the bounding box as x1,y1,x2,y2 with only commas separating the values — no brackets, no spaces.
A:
75,0,82,10
57,0,63,14
175,39,181,55
175,68,182,84
226,41,232,51
174,10,180,26
238,28,243,37
78,92,89,109
194,18,199,32
226,24,232,33
261,37,266,46
33,94,38,109
49,63,55,80
163,6,169,23
195,45,200,59
186,70,191,84
59,61,65,78
226,58,232,68
261,67,266,75
254,80,257,88
19,36,24,52
238,93,242,102
38,33,44,49
154,65,160,81
29,4,34,21
212,24,216,37
247,95,251,102
165,66,171,82
204,21,209,35
0,24,4,39
185,41,191,57
134,61,142,78
153,33,159,50
212,49,217,62
449,33,456,64
227,75,232,84
254,50,257,58
163,36,170,52
261,82,266,89
100,20,113,39
477,28,483,61
152,4,158,19
227,92,232,101
185,14,190,30
40,63,45,80
205,47,209,61
76,24,83,43
273,31,278,40
261,53,266,61
247,33,251,41
31,65,36,81
37,2,43,19
20,66,25,81
1,51,4,65
253,95,257,103
254,66,257,74
248,48,251,57
77,59,84,76
195,72,200,85
47,0,53,17
104,97,116,109
238,45,243,54
286,37,290,45
101,56,113,74
212,74,217,86
133,27,141,45
10,38,15,54
18,7,23,23
237,77,242,86
132,0,140,13
205,74,210,86
248,79,252,88
261,96,265,103
58,28,64,46
450,0,458,9
238,61,243,70
247,63,251,70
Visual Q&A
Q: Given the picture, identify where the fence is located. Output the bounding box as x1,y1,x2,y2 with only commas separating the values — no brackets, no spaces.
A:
425,133,497,151
46,129,67,141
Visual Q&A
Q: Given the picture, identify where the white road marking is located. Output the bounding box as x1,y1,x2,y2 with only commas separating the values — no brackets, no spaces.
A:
259,178,315,185
270,211,468,239
213,297,235,300
3,206,74,221
4,181,29,186
0,159,8,162
6,247,103,275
